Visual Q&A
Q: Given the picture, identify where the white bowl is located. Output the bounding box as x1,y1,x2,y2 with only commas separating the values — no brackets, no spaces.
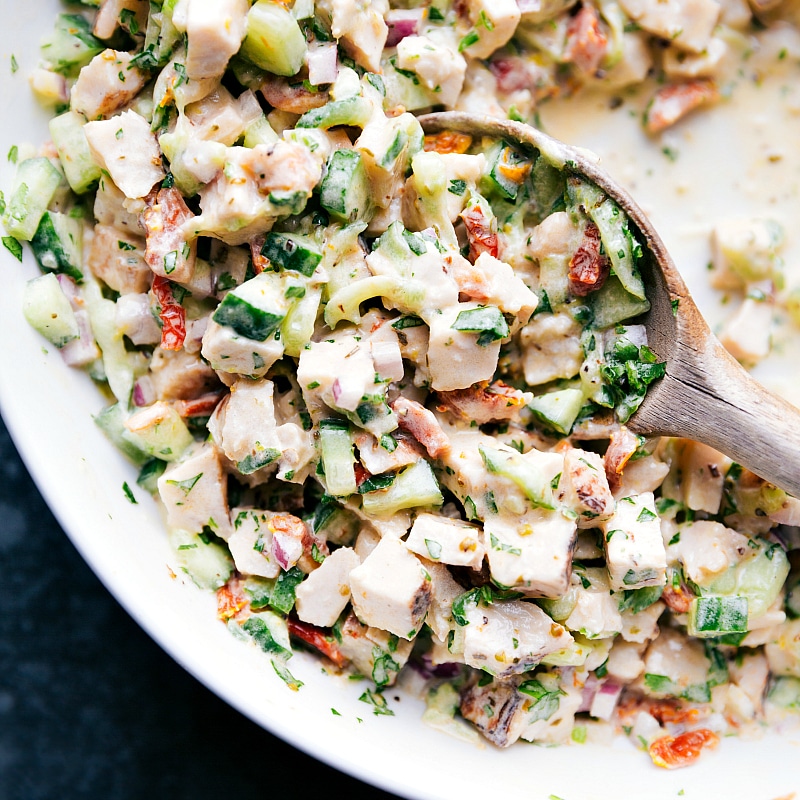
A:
2,6,799,798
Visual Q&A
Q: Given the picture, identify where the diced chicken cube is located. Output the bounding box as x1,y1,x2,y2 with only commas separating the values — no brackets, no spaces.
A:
460,599,573,677
84,110,166,199
519,677,583,745
201,318,285,378
710,217,784,288
457,0,520,59
335,612,415,686
663,36,728,79
606,639,646,683
349,535,432,639
396,34,467,108
183,0,248,80
619,601,665,643
295,547,362,627
188,141,322,245
668,520,750,586
94,176,141,233
405,513,485,570
93,0,149,40
330,0,388,73
564,569,622,639
354,431,421,475
719,295,775,367
86,224,150,294
459,678,530,747
207,378,283,475
71,50,147,120
227,508,281,576
557,448,615,528
618,0,721,53
640,627,713,697
680,441,730,513
149,346,220,401
484,507,577,598
157,444,232,538
602,31,653,89
423,560,466,643
426,303,502,391
601,491,666,591
519,312,584,386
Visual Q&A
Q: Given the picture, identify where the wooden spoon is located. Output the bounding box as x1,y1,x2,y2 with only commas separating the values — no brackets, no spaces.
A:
419,111,800,498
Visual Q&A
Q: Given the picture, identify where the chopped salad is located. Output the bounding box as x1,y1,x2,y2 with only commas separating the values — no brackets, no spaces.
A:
4,0,800,773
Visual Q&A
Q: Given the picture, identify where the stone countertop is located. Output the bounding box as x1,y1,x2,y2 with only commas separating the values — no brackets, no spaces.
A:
0,414,403,800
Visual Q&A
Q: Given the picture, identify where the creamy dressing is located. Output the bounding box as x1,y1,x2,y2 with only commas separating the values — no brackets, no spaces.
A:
539,30,800,404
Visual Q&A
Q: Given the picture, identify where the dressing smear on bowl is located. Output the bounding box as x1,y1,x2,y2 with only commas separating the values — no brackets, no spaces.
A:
4,0,800,773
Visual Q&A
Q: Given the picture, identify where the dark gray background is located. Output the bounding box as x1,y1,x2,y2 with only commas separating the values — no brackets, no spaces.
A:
0,414,402,800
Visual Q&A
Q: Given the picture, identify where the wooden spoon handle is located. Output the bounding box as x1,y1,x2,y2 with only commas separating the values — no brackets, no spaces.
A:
629,331,800,498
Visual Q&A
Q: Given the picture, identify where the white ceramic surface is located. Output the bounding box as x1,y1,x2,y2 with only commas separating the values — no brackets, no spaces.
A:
2,5,800,799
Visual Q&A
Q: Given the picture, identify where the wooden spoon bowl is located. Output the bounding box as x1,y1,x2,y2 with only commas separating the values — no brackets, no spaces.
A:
419,111,800,498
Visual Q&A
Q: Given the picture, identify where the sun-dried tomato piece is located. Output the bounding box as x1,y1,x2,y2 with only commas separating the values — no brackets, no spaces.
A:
644,80,719,135
569,221,609,296
423,130,472,154
565,4,608,75
460,203,499,260
649,729,719,769
151,275,187,351
288,618,348,669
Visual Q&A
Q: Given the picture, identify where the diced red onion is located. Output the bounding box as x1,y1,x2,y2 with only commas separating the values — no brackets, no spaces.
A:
307,42,339,87
237,89,264,128
589,681,623,721
578,673,600,713
370,340,404,383
60,310,100,367
272,531,303,571
132,376,156,408
331,377,363,412
56,273,81,306
386,9,423,47
184,317,209,355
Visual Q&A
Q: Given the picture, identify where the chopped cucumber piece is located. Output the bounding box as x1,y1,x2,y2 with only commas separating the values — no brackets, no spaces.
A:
360,459,443,517
281,285,321,359
3,157,64,241
30,211,83,281
319,419,357,497
126,404,194,462
296,96,373,130
261,232,322,277
212,272,287,341
240,0,307,76
568,177,646,301
49,111,102,194
484,142,531,201
589,275,650,330
94,403,150,465
479,446,555,510
527,387,584,435
451,305,509,346
40,13,104,77
137,458,167,493
530,156,565,219
22,272,79,348
688,595,749,638
169,528,233,591
768,676,800,709
320,149,371,223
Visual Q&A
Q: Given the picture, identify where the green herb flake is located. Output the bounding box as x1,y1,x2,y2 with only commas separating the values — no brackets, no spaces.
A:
272,658,303,691
2,236,23,262
122,482,137,504
7,145,18,163
458,30,480,51
165,472,203,495
359,688,394,716
10,54,18,73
